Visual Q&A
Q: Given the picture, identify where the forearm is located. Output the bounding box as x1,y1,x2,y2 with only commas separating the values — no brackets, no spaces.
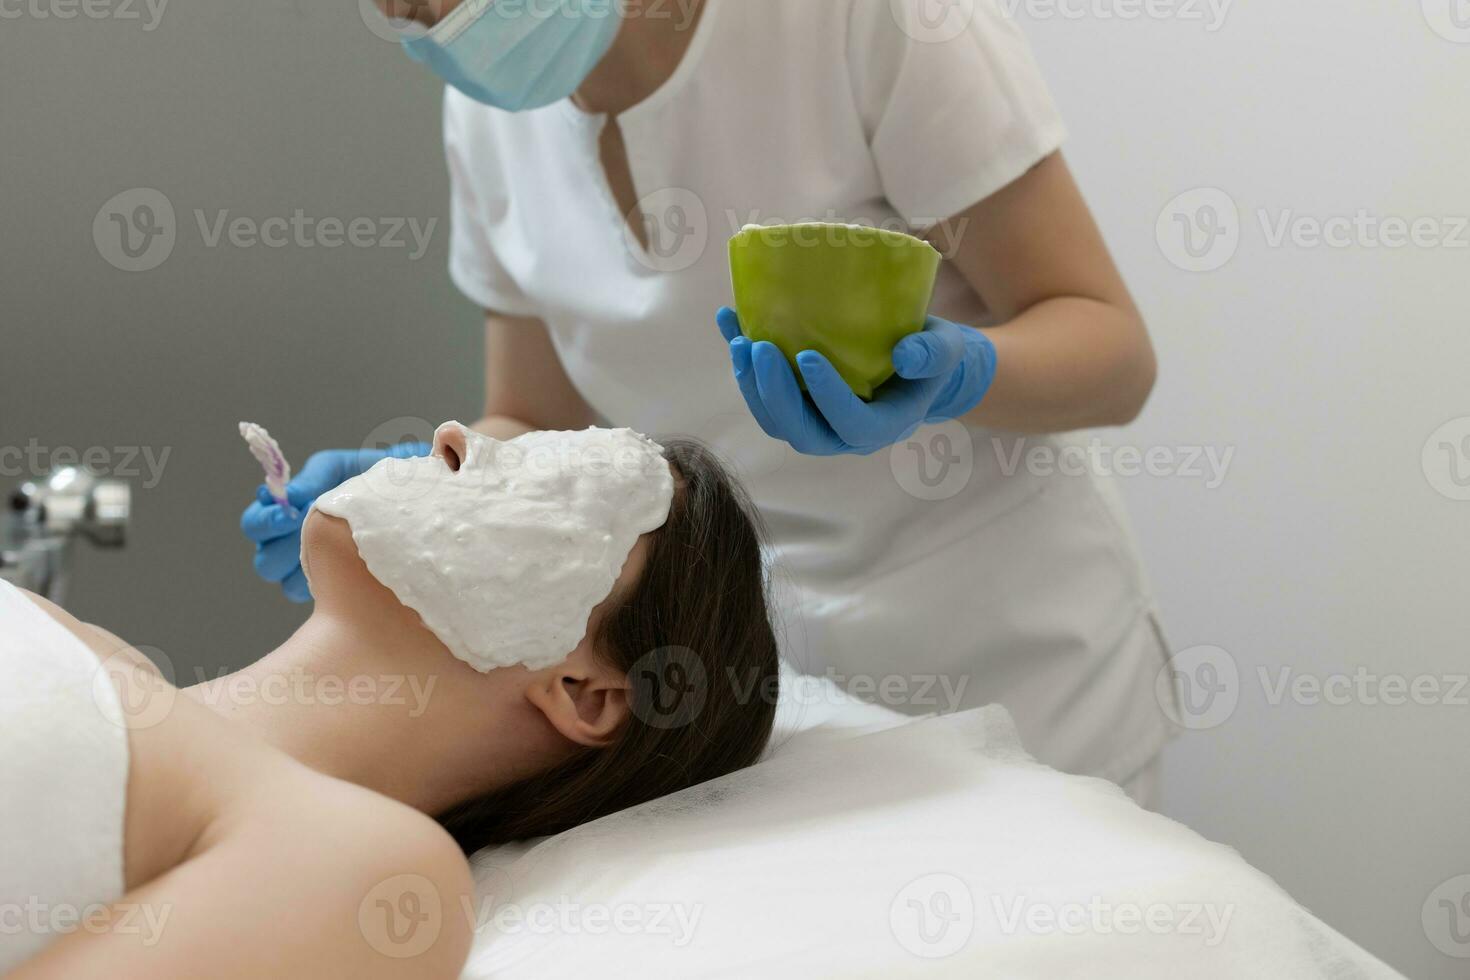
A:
475,312,598,439
967,296,1156,434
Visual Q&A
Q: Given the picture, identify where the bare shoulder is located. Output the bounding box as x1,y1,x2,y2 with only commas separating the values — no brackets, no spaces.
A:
14,768,476,980
311,778,477,973
262,775,475,977
193,772,476,979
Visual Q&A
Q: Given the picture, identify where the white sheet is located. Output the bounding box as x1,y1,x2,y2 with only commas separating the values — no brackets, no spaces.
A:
460,689,1401,978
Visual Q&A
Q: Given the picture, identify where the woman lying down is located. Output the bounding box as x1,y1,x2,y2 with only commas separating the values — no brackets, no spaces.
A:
0,423,781,978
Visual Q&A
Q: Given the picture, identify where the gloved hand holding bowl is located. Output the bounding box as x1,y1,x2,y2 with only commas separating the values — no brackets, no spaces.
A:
720,222,998,457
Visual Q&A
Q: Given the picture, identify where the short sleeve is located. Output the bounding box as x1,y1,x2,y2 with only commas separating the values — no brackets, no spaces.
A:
443,90,539,317
847,0,1067,226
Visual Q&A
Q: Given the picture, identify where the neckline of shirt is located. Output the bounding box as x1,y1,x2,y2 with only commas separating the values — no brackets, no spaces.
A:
559,0,722,129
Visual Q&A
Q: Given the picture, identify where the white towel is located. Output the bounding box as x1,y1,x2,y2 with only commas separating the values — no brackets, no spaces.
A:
0,579,129,972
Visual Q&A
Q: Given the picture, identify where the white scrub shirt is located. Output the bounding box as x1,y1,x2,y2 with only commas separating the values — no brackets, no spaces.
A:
442,0,1173,783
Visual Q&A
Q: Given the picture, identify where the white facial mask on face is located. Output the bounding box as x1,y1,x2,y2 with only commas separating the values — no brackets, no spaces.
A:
313,424,675,672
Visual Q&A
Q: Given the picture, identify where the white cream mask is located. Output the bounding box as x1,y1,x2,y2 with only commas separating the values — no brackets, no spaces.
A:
313,423,675,672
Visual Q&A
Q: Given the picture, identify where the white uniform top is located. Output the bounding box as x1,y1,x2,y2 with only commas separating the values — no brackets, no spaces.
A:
443,0,1172,782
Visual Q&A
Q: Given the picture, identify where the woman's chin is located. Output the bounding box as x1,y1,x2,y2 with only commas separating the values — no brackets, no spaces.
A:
301,511,439,636
299,510,368,604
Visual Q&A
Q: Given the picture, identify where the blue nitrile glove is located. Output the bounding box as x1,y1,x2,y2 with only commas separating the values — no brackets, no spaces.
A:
716,308,997,457
240,443,430,602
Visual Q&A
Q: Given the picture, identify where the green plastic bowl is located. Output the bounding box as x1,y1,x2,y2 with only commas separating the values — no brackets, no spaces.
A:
728,223,941,400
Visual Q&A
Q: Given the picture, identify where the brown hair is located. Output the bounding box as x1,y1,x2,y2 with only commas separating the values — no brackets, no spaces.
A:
436,438,781,853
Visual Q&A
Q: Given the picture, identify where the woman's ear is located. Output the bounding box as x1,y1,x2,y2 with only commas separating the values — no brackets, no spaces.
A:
524,647,631,748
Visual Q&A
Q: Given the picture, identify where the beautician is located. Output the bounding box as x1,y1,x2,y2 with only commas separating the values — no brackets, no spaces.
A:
244,0,1173,803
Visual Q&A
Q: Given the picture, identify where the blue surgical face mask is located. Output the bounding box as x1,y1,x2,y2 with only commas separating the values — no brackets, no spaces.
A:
401,0,621,112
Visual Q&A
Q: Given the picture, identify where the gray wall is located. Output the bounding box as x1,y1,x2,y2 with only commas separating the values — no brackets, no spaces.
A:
2,0,475,678
2,2,1465,978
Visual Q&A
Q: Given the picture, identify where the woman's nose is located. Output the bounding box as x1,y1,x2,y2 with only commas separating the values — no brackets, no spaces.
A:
432,422,469,472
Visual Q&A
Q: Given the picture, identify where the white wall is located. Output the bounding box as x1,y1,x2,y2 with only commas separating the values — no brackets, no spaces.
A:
1012,2,1469,976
